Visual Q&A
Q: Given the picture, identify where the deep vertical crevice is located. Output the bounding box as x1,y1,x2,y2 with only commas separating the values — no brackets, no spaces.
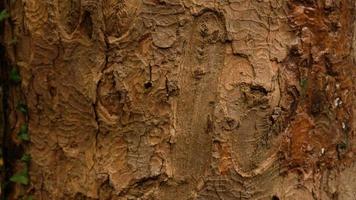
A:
0,1,27,199
0,1,9,198
80,10,93,39
0,20,12,200
0,45,8,200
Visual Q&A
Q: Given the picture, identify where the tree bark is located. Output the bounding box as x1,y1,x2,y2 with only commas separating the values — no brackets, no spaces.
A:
1,0,355,199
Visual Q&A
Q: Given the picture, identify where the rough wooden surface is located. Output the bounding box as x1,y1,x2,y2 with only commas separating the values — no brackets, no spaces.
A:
2,0,355,199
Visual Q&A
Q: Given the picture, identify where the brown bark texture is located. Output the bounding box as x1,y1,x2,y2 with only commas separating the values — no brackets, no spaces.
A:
1,0,356,199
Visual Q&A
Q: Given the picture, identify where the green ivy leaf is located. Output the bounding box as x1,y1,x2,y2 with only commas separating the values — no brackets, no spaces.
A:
9,37,17,45
9,68,21,83
18,124,30,141
17,103,28,114
20,195,34,200
0,10,9,22
21,154,31,163
299,78,308,96
10,169,29,185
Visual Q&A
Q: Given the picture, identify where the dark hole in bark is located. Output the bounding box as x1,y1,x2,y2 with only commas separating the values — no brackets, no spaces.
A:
49,86,57,97
80,11,93,39
289,45,301,56
250,85,268,95
293,0,316,6
310,90,325,117
332,192,339,199
272,195,280,200
144,82,153,89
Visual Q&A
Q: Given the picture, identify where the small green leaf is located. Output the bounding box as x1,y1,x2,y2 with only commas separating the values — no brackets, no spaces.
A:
21,154,31,163
10,169,29,185
20,195,34,200
17,103,28,114
18,133,30,141
9,37,17,45
18,124,30,141
20,124,28,134
0,10,9,22
300,78,308,89
9,68,21,83
300,78,308,96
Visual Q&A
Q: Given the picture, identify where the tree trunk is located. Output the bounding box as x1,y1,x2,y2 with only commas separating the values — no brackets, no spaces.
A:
1,0,355,199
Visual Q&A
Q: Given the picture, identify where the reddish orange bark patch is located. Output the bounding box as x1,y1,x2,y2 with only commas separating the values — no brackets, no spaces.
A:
282,0,355,170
